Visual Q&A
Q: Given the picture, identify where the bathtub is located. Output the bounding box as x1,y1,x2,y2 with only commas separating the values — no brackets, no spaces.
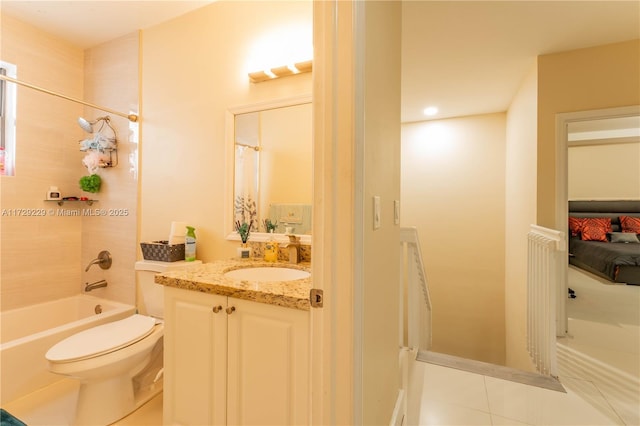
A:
0,294,135,404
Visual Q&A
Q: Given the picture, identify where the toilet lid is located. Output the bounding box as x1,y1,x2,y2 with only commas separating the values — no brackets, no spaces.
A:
45,314,156,362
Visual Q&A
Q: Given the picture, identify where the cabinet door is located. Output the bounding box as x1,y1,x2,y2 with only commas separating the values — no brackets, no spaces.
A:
164,287,227,426
226,298,310,425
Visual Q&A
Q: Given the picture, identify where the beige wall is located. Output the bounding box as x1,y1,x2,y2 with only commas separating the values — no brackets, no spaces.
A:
260,104,312,215
537,39,640,228
401,112,506,365
568,143,640,200
1,14,84,310
140,1,312,262
0,14,139,310
81,33,139,305
360,2,402,423
504,65,538,372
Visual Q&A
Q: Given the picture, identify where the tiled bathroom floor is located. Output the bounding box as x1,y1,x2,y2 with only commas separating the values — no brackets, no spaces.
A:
4,266,637,425
2,379,162,426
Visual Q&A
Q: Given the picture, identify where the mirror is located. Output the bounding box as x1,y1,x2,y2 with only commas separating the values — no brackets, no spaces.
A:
225,95,312,244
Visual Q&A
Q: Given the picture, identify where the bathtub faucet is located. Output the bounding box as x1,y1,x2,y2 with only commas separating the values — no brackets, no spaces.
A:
85,279,108,292
85,250,112,272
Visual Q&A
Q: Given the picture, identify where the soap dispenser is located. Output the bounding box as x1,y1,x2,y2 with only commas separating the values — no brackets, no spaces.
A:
264,230,278,262
185,226,196,261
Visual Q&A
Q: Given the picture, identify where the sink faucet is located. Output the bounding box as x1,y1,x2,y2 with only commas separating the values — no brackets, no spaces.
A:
85,250,112,272
284,235,301,264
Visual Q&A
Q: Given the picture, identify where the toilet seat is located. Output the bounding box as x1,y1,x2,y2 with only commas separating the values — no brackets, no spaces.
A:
46,314,156,363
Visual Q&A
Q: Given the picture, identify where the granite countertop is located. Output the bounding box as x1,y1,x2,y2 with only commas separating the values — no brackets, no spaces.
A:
155,259,312,311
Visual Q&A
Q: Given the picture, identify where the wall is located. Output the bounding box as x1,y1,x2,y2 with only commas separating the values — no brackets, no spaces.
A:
359,2,402,423
401,112,506,365
537,39,640,228
312,1,402,422
81,33,139,305
260,103,312,226
140,1,312,262
568,142,640,200
1,14,84,310
504,65,538,372
0,14,139,310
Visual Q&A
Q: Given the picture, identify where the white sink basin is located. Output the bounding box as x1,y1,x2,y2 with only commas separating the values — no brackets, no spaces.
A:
224,267,310,282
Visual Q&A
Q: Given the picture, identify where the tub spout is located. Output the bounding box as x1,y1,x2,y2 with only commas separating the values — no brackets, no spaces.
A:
85,250,112,272
85,279,108,292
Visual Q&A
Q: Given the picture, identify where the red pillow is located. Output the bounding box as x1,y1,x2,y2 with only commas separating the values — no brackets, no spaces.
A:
568,217,586,236
620,216,640,234
581,218,612,242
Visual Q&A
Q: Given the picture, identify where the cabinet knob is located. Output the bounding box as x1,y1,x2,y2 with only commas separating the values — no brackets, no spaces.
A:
212,305,223,313
226,306,236,315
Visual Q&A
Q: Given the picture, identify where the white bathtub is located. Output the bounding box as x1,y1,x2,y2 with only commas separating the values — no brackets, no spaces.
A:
0,294,135,404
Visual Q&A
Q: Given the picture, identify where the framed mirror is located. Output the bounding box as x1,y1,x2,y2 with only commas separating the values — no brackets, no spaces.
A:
225,95,312,244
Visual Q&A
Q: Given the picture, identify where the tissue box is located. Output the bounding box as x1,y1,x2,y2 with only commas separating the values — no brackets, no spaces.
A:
140,241,185,262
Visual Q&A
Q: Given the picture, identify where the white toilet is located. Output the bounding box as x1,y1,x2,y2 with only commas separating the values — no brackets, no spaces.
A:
45,260,201,425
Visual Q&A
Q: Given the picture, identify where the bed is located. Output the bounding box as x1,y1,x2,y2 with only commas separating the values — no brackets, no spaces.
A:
568,200,640,285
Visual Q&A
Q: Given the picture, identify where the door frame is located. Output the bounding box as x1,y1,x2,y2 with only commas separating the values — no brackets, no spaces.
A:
554,104,640,335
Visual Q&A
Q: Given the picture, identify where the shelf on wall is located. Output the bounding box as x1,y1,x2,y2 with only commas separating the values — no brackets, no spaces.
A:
45,199,98,206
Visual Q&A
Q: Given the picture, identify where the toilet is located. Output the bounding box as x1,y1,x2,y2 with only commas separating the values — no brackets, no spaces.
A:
45,260,201,425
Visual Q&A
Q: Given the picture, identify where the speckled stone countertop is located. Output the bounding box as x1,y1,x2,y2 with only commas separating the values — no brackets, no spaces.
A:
155,260,312,311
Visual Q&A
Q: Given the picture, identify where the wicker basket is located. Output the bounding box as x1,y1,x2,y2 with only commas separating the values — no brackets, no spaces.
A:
140,241,185,262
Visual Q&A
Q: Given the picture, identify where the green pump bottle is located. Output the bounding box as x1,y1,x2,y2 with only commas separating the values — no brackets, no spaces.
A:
185,226,196,261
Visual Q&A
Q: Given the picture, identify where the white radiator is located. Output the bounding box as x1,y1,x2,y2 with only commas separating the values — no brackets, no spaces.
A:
400,227,432,351
527,224,566,377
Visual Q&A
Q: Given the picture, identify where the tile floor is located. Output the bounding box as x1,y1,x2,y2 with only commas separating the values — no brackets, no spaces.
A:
406,360,626,425
3,265,638,425
405,265,639,425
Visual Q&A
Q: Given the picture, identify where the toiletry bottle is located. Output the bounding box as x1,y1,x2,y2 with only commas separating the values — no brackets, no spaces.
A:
185,226,196,261
0,148,5,175
46,186,62,201
264,230,278,262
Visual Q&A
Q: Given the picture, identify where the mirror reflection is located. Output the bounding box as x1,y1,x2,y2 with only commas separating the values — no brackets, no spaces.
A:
233,101,312,236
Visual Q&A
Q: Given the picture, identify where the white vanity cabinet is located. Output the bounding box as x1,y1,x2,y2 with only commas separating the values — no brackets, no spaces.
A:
163,286,310,426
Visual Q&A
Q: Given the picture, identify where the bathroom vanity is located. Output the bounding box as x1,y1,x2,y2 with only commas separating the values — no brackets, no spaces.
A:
155,260,311,425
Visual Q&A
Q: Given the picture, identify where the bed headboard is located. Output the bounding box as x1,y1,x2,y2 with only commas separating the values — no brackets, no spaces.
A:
568,200,640,231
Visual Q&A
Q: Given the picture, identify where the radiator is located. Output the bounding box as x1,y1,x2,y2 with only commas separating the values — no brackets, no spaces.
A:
527,225,566,377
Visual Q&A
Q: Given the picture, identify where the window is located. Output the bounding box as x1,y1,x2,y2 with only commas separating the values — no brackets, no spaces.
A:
1,61,17,176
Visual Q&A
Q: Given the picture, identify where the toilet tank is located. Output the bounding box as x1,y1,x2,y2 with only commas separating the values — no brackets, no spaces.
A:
135,260,202,318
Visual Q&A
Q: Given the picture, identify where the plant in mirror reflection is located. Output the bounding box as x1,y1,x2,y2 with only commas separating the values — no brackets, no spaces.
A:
234,195,257,232
263,218,278,233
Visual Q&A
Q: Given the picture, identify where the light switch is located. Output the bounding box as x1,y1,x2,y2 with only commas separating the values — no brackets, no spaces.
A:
373,196,381,229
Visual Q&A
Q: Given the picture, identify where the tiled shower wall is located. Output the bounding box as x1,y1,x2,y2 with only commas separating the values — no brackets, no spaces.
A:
81,33,139,306
0,13,138,310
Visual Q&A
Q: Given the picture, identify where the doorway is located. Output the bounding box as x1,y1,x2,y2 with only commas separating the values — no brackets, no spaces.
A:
555,104,640,333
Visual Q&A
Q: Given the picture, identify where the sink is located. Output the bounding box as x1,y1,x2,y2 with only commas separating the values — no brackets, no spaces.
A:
224,267,310,282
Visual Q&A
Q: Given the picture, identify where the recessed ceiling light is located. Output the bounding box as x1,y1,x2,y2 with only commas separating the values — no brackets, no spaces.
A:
423,106,438,116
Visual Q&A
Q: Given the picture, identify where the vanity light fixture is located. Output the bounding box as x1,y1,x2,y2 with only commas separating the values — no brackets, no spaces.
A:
249,60,313,83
